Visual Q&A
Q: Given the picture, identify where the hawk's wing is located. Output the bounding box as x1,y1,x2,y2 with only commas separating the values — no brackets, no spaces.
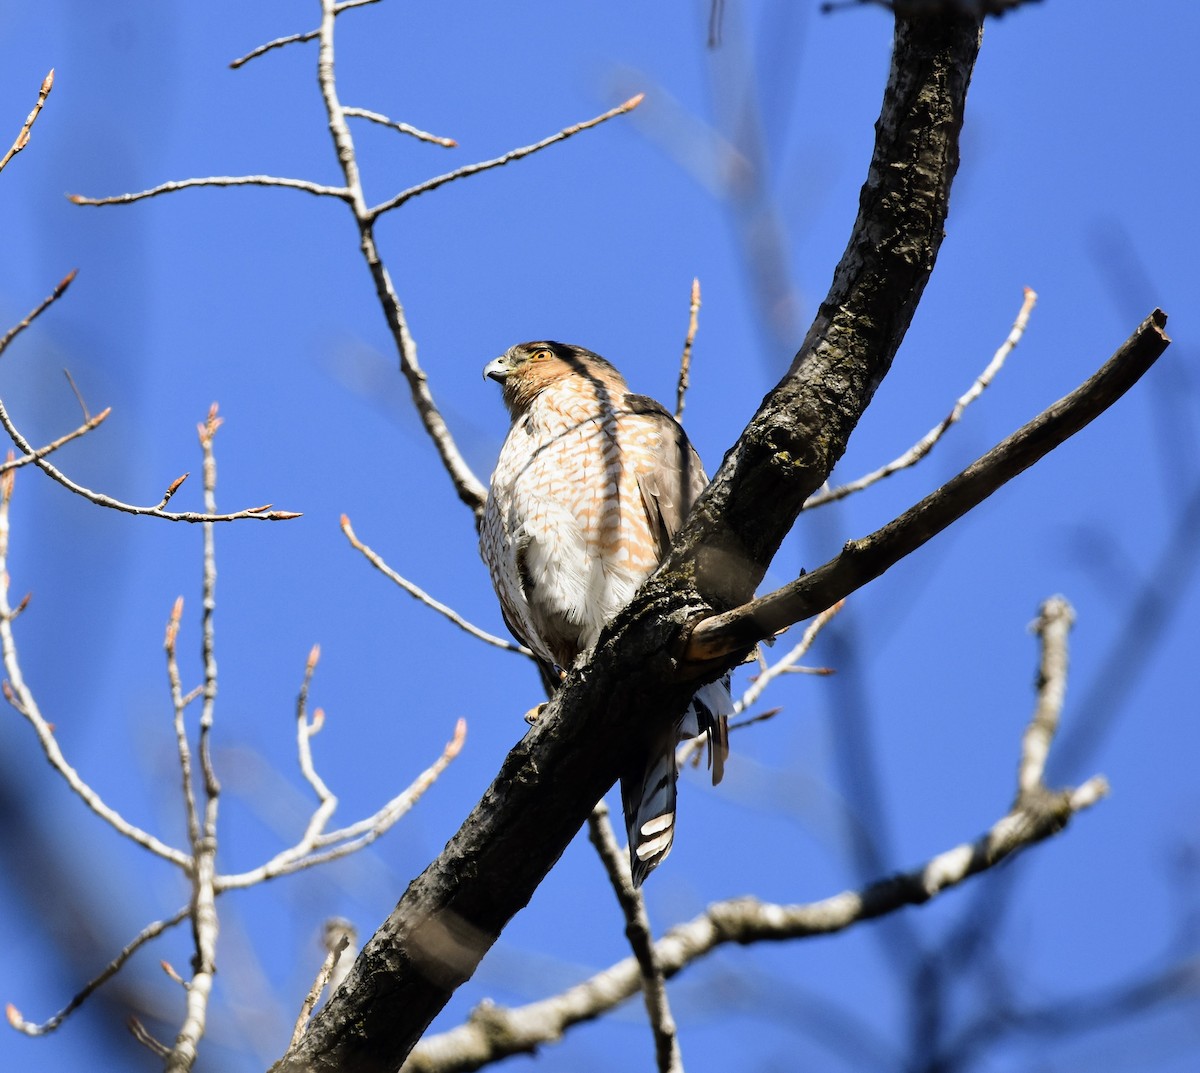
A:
623,394,709,557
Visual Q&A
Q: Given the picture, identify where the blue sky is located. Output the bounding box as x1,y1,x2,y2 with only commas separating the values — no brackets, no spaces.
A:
1,2,1197,1071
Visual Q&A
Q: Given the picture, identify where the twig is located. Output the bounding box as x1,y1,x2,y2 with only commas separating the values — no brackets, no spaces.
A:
341,515,532,656
674,278,701,423
805,287,1037,509
587,803,683,1073
167,406,225,1073
216,718,467,891
343,107,456,147
5,905,190,1036
128,1017,171,1058
0,408,111,474
290,930,352,1049
165,595,202,852
1018,596,1074,796
0,69,53,175
0,471,190,868
293,644,338,850
69,175,351,207
369,94,645,217
62,367,91,421
0,390,300,522
0,270,76,360
228,0,383,68
686,309,1171,662
734,600,843,713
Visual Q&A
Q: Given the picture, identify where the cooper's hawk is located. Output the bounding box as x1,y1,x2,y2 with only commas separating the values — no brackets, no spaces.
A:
480,340,730,885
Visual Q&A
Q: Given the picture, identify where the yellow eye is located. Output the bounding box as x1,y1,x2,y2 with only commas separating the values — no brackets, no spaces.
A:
531,347,553,362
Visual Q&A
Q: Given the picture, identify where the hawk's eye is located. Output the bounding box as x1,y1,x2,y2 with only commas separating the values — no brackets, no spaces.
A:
531,348,553,362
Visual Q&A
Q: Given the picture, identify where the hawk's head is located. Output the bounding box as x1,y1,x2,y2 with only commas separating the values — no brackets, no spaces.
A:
484,341,625,415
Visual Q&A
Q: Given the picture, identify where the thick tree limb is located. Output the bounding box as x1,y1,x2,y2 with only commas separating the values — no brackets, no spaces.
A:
685,309,1170,661
272,12,986,1072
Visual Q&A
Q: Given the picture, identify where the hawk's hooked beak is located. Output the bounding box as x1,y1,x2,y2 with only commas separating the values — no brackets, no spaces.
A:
483,356,509,383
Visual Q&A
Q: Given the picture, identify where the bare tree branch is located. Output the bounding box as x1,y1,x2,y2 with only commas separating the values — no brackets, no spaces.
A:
406,594,1103,1072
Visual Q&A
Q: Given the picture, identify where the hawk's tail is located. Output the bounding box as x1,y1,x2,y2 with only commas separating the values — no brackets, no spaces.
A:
622,677,731,887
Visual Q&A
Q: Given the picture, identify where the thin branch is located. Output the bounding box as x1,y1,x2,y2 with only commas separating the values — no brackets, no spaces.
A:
291,932,352,1049
341,515,533,657
343,107,456,148
0,69,53,175
0,407,111,473
587,802,683,1073
1018,595,1074,796
0,469,190,868
0,390,300,522
166,595,202,851
167,406,225,1073
369,94,645,217
734,599,843,713
294,645,338,849
806,286,1037,508
0,269,76,360
129,1018,172,1058
686,309,1171,662
62,367,92,421
216,718,467,891
674,278,701,423
5,905,190,1036
228,0,382,68
69,174,352,207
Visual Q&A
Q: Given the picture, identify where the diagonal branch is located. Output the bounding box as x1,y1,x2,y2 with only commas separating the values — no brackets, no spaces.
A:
686,308,1171,662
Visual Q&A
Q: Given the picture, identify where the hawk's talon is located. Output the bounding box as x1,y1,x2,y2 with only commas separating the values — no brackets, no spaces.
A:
524,702,547,725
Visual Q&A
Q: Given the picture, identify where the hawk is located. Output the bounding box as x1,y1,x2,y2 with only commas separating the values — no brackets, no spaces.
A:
480,340,730,886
